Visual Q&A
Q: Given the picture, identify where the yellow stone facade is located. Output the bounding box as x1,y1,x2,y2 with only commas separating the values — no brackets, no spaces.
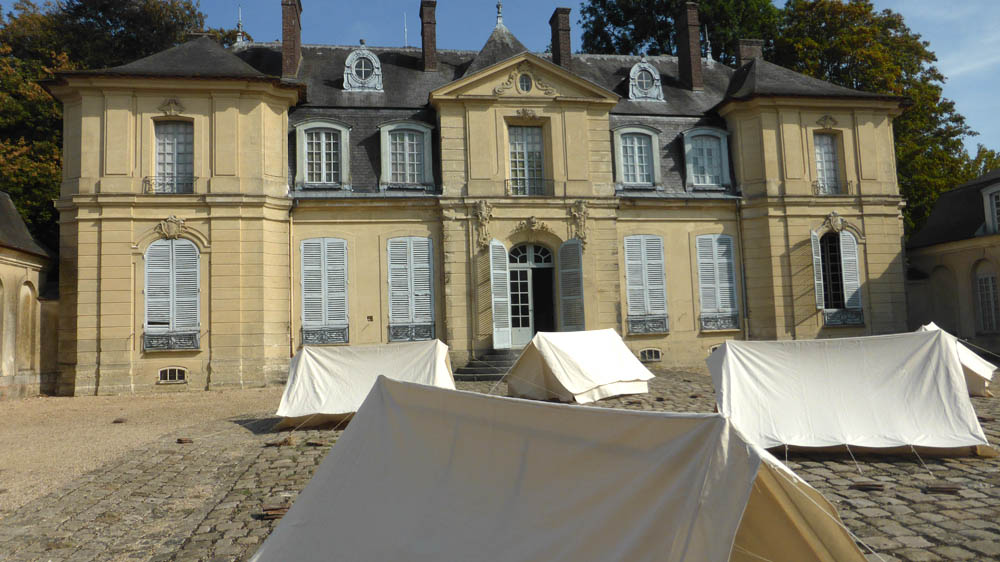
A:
0,247,47,398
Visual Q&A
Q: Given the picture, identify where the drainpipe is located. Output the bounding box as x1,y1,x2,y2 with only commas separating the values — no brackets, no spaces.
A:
736,193,750,341
289,198,297,358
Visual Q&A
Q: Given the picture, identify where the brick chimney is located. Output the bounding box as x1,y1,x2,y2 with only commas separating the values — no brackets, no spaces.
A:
676,2,703,91
420,1,437,72
737,39,764,67
281,0,302,78
549,7,572,69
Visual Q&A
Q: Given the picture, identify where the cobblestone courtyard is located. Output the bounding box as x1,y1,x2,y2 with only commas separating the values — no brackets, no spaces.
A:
1,371,998,561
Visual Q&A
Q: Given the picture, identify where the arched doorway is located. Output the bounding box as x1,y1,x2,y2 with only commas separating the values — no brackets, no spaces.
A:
508,244,555,347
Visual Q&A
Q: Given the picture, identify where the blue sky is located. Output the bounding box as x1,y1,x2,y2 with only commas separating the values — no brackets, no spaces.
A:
204,1,1000,153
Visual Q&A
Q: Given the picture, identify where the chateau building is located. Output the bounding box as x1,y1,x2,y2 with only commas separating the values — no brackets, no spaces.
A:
43,1,908,395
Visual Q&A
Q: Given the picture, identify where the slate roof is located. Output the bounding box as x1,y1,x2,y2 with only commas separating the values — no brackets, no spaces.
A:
908,170,1000,249
462,24,529,77
0,192,49,258
723,58,902,103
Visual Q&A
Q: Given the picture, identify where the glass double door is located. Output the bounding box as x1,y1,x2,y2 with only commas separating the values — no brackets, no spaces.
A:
509,244,555,348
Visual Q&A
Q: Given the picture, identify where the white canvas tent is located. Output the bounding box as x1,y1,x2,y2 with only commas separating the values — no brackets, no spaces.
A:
918,322,995,397
506,329,654,403
251,378,867,562
707,331,991,454
275,340,454,428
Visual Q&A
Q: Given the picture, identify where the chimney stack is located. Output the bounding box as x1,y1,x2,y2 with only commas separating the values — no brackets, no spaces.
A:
676,2,703,91
281,0,302,78
736,39,764,67
549,7,572,69
420,1,437,72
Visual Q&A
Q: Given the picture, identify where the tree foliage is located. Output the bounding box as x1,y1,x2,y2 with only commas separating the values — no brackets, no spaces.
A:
579,0,995,235
0,0,236,251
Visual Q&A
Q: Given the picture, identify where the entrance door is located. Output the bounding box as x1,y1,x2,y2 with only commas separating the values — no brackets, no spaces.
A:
509,244,554,347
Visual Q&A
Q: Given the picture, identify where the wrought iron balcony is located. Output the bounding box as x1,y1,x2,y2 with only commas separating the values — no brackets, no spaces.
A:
144,175,195,194
812,179,854,196
505,178,555,197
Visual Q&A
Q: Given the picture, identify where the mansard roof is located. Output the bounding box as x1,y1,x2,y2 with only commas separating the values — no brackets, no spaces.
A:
908,170,1000,249
66,37,269,80
0,192,49,258
724,58,902,103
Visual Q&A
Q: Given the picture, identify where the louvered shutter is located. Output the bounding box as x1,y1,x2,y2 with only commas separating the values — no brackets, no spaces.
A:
325,238,349,326
410,237,434,324
644,236,667,316
145,240,172,330
301,239,324,328
624,236,647,316
559,239,585,331
811,230,825,309
715,235,737,312
839,231,862,310
696,236,718,312
489,239,511,349
387,238,412,324
171,239,200,331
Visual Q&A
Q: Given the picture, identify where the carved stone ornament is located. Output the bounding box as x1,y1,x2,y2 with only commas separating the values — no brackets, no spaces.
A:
493,63,557,96
155,215,187,240
569,200,589,248
820,211,864,240
516,108,539,120
512,216,553,239
474,200,494,251
817,114,838,129
158,98,185,116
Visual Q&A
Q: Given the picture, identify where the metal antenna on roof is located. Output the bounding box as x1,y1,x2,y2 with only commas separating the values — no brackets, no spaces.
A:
404,11,408,48
496,1,503,26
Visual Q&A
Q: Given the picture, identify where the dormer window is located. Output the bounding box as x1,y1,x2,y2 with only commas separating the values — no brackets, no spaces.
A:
613,125,662,189
983,184,1000,234
628,58,664,101
344,42,383,92
295,119,352,190
682,128,731,190
378,121,434,190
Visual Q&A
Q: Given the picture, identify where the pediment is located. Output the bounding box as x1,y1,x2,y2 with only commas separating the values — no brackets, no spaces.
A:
430,53,618,104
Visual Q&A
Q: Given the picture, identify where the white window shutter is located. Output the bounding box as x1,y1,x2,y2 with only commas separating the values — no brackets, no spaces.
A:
559,239,585,331
171,239,200,331
811,230,825,309
624,236,647,316
714,235,737,312
644,236,667,316
387,238,412,324
301,239,325,328
696,235,718,312
325,238,349,326
145,240,172,330
410,237,434,324
489,239,511,349
839,231,862,310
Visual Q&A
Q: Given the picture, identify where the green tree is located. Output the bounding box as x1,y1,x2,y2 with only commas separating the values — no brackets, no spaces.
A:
579,0,780,65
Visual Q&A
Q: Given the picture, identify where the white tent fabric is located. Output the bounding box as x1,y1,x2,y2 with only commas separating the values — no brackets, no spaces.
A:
918,322,995,397
251,378,866,562
506,329,654,403
707,331,989,450
275,340,454,425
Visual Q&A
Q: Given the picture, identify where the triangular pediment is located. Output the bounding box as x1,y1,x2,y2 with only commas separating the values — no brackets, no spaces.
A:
431,53,618,104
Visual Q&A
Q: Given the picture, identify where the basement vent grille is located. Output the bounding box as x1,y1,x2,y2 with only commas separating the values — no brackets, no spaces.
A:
639,348,662,363
159,367,187,384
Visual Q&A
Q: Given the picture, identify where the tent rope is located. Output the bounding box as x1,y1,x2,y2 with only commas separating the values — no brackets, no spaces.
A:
957,336,1000,361
909,445,934,478
844,443,864,476
732,544,775,561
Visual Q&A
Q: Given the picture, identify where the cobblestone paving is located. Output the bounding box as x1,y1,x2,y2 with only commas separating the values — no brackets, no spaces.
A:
0,371,997,561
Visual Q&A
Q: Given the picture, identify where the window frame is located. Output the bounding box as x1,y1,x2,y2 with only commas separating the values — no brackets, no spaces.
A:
813,132,843,195
613,125,662,190
295,119,352,190
343,47,383,92
378,120,434,190
508,125,547,196
810,229,864,327
387,236,435,342
975,262,1000,334
695,234,739,331
143,238,201,351
301,237,350,345
623,234,668,334
682,127,731,191
981,184,1000,235
628,58,664,101
152,120,195,194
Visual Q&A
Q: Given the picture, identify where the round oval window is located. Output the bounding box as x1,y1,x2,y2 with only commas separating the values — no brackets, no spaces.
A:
354,57,374,81
518,74,532,92
636,69,654,90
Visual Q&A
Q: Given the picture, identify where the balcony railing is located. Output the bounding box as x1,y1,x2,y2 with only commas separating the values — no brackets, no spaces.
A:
505,178,555,196
144,175,195,194
812,179,854,196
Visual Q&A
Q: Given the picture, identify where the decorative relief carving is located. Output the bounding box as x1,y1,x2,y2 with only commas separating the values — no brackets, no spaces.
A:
493,63,557,96
158,98,185,116
474,200,494,251
820,211,864,240
516,108,539,120
817,114,838,129
155,216,187,240
494,68,518,95
512,216,552,238
569,200,589,248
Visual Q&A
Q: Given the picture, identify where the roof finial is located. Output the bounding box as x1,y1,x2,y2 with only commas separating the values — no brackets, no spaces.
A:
703,25,712,61
234,5,248,48
496,1,503,26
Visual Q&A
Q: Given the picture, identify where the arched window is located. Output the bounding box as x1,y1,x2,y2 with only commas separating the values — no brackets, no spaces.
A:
975,260,999,333
628,58,664,101
810,230,863,326
153,121,194,193
682,128,730,190
613,125,661,189
344,44,383,92
379,121,434,190
15,283,35,372
144,238,200,350
295,120,351,189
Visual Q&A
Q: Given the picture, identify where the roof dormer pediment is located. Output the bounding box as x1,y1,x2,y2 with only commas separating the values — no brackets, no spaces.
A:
430,53,618,105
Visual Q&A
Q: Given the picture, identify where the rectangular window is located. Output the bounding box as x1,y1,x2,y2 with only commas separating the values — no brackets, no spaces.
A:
390,130,424,184
144,238,200,350
992,192,1000,234
301,238,349,344
388,237,434,341
624,235,668,334
696,234,738,331
621,134,653,185
509,126,544,195
154,122,194,193
691,135,722,186
306,129,340,184
814,133,840,194
979,275,999,333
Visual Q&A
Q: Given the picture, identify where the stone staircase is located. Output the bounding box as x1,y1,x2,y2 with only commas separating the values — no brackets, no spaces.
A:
453,349,521,381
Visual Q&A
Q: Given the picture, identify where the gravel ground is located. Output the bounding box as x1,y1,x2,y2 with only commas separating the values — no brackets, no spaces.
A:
0,387,284,516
